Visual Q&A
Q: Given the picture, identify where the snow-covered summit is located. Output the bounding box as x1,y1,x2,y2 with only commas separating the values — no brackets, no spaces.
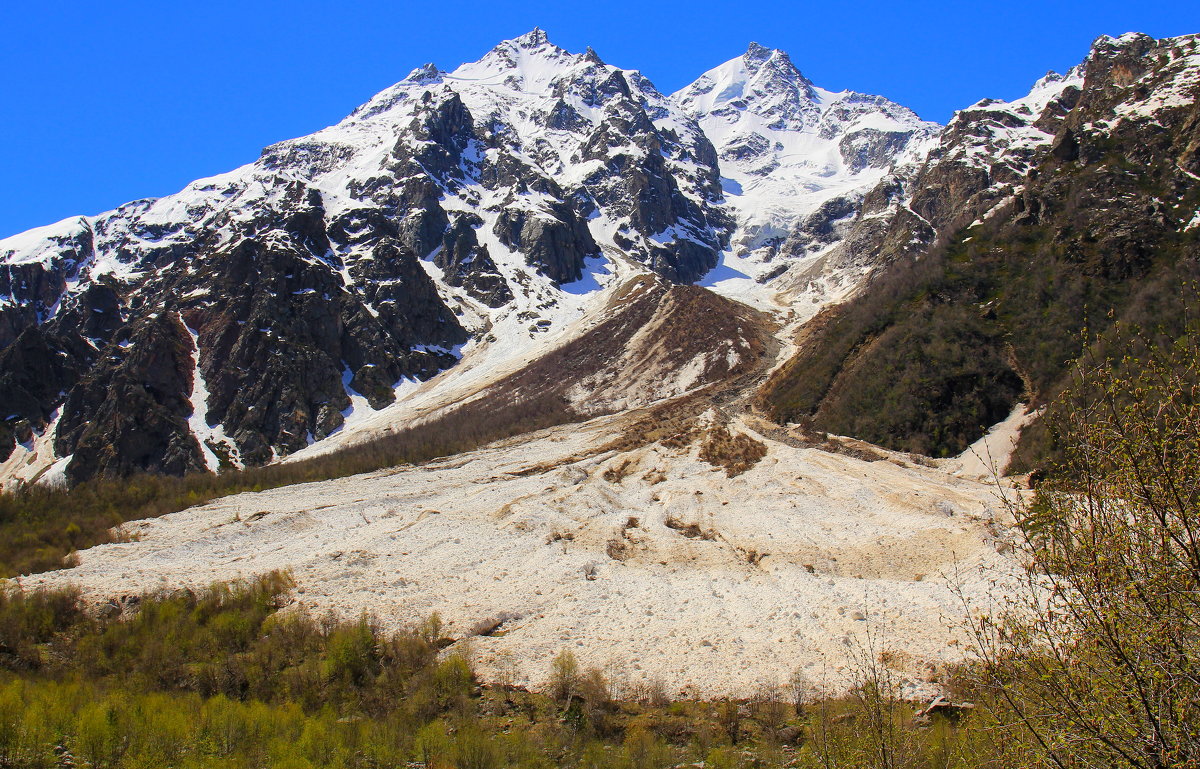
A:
676,42,820,131
449,27,578,92
673,44,939,261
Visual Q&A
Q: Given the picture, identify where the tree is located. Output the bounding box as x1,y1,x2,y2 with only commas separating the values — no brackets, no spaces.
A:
549,649,579,703
719,699,741,746
968,327,1200,768
787,668,811,716
415,720,450,769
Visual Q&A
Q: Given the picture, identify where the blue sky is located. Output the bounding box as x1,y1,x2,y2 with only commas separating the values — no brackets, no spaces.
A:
1,0,1195,239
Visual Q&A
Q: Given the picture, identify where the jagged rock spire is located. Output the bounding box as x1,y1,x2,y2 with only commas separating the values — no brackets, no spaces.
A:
512,27,551,49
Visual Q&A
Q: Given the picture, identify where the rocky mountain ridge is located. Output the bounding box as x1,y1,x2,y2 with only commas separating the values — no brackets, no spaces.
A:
758,32,1200,460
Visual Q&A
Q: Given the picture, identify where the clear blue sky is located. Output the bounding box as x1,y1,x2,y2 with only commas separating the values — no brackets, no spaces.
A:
1,0,1195,239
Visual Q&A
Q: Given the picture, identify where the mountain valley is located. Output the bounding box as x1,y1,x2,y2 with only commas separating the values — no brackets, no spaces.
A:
1,27,1198,698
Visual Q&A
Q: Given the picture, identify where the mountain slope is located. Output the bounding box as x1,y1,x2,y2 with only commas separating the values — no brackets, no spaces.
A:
758,32,1200,461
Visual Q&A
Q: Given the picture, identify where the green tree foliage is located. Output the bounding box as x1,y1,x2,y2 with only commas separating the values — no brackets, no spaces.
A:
969,326,1200,768
549,649,579,703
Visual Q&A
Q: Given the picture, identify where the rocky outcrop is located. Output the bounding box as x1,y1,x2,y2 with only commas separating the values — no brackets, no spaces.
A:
493,205,597,285
779,195,861,258
839,126,921,173
0,224,93,349
55,313,203,483
0,327,95,462
436,214,512,307
179,205,467,466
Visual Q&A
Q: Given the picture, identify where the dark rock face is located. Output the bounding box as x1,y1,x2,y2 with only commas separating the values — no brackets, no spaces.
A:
904,81,1081,235
577,100,728,283
493,205,597,285
0,327,96,462
55,313,203,483
179,195,468,467
436,214,513,307
781,195,861,257
2,181,471,481
0,226,92,349
184,240,452,465
53,280,124,343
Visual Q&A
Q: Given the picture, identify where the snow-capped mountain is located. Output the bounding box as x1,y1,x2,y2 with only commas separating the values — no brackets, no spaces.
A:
3,28,910,485
0,30,734,484
674,43,938,266
3,29,1194,487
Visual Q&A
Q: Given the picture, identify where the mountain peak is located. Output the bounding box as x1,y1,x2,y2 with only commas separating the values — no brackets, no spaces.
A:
450,28,577,92
671,44,819,123
742,44,809,88
744,41,775,62
1095,31,1153,47
405,62,443,85
1088,31,1156,63
512,27,552,49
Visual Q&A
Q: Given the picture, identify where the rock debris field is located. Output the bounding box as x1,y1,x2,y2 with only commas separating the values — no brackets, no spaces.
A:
21,412,1027,698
